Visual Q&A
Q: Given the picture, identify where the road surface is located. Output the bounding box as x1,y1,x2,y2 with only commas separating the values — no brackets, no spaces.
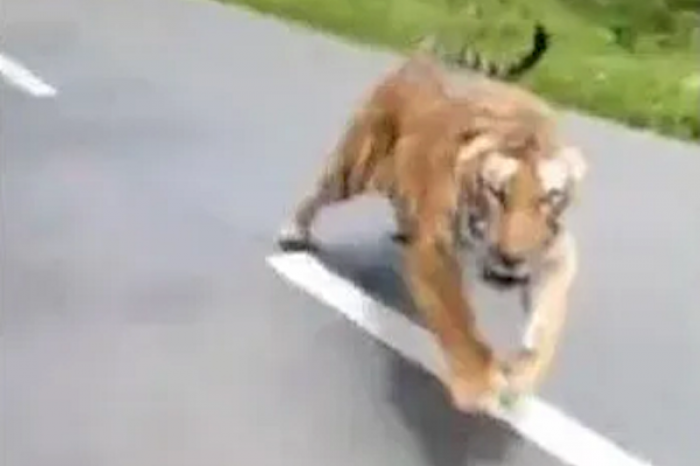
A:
2,0,700,465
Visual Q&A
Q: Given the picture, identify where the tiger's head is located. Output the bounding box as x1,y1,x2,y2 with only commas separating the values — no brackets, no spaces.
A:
459,137,588,288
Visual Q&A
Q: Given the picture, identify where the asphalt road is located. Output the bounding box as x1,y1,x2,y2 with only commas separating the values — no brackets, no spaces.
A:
2,0,700,465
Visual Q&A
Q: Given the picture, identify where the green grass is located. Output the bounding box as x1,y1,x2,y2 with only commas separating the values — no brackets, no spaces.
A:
220,0,700,141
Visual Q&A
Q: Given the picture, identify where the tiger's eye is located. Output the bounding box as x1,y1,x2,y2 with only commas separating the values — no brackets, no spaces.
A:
544,188,565,205
540,188,568,216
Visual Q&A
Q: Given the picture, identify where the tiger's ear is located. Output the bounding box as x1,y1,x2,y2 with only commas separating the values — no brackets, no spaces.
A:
559,145,588,183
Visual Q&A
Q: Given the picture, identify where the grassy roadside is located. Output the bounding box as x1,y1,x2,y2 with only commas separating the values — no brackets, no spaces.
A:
219,0,700,142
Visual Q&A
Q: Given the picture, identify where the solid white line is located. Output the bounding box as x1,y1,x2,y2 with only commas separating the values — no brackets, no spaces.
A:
267,251,656,466
0,53,57,97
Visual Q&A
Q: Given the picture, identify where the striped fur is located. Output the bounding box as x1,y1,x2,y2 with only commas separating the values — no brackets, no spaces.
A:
275,22,585,415
419,23,550,81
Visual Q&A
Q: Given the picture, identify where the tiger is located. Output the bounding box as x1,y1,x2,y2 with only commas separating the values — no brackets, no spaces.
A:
275,23,588,414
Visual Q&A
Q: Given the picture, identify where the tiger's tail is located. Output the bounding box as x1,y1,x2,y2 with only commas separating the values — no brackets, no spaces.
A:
418,23,550,81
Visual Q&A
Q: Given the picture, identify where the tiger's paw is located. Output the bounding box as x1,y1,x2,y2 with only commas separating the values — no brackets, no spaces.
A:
445,364,511,415
276,222,318,253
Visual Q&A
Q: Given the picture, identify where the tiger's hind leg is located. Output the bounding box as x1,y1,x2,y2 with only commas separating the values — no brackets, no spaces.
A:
276,171,353,252
389,193,414,245
276,110,389,252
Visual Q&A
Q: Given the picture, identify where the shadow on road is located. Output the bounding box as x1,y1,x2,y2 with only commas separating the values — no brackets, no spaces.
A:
314,235,420,323
312,238,524,466
387,350,525,466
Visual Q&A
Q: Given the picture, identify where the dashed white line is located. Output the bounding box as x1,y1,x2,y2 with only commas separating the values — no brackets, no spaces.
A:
267,251,656,466
0,53,57,97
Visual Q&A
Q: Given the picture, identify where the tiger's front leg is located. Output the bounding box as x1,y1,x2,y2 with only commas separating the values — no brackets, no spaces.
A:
505,230,578,396
403,231,510,414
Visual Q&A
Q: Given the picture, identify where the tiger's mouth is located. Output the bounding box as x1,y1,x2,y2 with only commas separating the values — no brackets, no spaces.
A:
481,264,531,289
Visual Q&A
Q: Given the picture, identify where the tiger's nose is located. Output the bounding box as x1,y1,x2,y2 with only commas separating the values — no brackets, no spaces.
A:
494,250,525,269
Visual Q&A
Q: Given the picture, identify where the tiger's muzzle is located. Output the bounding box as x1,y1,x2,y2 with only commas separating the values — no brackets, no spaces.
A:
481,248,532,289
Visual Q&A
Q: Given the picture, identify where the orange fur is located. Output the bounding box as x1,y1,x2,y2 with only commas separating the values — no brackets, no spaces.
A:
276,28,585,412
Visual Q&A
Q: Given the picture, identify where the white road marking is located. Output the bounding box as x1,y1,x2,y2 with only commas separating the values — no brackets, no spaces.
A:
267,251,656,466
0,53,57,97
